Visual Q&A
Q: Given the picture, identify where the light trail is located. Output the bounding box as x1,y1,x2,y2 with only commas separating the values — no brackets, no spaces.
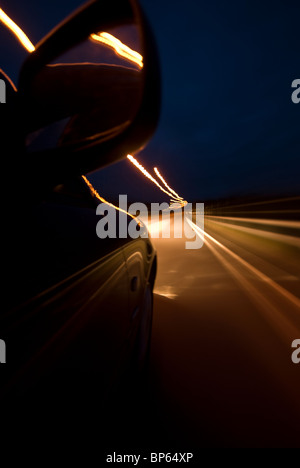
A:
82,175,139,223
188,218,300,358
127,155,189,208
208,196,300,211
127,155,176,200
206,216,300,230
187,218,300,309
0,8,35,52
90,32,143,68
202,231,300,364
206,218,300,249
169,200,188,209
154,167,183,201
0,68,17,91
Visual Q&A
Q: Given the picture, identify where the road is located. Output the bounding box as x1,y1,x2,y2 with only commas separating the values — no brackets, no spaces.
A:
145,215,300,448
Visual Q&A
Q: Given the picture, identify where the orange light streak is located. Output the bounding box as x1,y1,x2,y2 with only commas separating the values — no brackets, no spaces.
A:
90,32,143,68
187,218,300,309
203,232,300,344
154,167,183,201
206,215,300,230
82,175,139,223
127,155,176,199
0,8,35,52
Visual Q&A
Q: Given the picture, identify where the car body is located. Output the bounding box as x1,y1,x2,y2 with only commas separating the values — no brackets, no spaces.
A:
0,0,160,405
1,175,157,401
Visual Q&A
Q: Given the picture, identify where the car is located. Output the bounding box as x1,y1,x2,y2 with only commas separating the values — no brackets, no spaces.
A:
0,0,160,412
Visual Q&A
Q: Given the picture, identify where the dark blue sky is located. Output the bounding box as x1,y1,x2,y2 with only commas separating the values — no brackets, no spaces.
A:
1,0,300,202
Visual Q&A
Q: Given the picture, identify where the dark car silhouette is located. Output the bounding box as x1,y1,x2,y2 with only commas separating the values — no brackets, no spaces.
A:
0,0,160,413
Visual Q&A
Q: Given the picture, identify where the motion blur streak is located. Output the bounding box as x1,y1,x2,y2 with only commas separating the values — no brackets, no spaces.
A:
202,229,300,343
127,154,176,200
206,216,300,229
90,32,143,68
82,175,138,223
206,218,300,249
0,8,35,52
154,167,183,201
208,196,300,211
0,68,17,91
187,218,300,310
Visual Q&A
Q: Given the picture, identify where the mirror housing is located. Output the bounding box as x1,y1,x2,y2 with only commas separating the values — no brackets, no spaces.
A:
16,0,160,193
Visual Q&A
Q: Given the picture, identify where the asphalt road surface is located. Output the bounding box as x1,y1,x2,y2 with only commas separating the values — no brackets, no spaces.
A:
143,215,300,448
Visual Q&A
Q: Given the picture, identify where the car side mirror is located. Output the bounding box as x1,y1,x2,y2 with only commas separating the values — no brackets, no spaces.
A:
17,0,160,192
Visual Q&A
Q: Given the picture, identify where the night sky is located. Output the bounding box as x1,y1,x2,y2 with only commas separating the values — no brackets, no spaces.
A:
1,0,300,202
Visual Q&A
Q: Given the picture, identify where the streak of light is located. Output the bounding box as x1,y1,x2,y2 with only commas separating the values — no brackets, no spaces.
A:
153,167,183,201
0,8,35,52
206,218,300,249
208,196,300,211
82,175,139,223
206,216,300,230
90,32,143,68
170,200,188,209
127,155,176,199
187,218,300,310
209,210,300,217
0,68,17,91
201,229,300,398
